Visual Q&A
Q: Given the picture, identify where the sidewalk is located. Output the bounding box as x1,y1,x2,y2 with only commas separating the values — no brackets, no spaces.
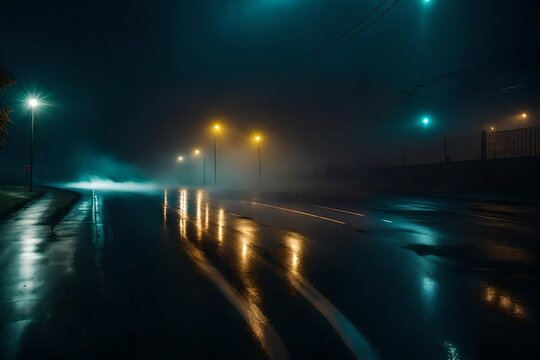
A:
0,186,80,225
0,188,116,359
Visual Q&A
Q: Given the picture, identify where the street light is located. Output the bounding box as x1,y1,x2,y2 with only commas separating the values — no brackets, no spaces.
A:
422,117,430,126
194,148,205,185
253,134,262,185
27,97,40,192
212,122,221,185
177,155,184,162
521,113,528,119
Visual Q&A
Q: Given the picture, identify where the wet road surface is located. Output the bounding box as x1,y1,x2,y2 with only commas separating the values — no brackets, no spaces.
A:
1,189,539,359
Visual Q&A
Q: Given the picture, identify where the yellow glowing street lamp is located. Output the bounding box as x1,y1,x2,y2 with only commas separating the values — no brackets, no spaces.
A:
253,134,263,185
27,97,40,192
521,112,528,119
193,148,206,185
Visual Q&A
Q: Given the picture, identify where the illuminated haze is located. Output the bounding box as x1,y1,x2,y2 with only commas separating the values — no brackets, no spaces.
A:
0,0,538,188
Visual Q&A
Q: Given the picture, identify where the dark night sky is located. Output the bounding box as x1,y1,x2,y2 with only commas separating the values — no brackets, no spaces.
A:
1,0,539,183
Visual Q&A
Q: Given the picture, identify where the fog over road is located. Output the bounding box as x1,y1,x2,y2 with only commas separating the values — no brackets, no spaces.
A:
1,188,539,359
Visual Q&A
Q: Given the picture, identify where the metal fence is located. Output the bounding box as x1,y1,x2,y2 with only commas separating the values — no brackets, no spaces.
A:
482,127,538,160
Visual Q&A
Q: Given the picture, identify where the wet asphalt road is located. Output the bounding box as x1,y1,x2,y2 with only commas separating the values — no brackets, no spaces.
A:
1,189,540,359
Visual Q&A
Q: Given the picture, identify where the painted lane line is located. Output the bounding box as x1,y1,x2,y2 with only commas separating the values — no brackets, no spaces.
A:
313,205,366,217
251,202,346,225
182,241,289,360
165,201,289,360
289,276,379,360
163,193,376,358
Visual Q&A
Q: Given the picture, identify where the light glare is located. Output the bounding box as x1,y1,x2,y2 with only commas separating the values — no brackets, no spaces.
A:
28,98,39,108
64,179,158,191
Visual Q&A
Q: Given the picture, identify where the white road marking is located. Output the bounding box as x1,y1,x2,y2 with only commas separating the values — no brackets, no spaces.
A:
289,275,379,360
251,202,346,225
313,205,366,217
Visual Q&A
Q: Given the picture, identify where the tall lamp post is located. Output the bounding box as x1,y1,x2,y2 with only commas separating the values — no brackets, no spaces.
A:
176,155,184,185
253,134,262,185
212,123,220,185
194,149,205,185
28,98,40,192
421,116,431,164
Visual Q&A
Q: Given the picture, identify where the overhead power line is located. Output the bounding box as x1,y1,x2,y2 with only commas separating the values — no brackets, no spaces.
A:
308,0,400,56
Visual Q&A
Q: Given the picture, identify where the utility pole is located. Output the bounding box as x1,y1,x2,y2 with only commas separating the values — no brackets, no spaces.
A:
444,136,448,162
258,142,261,185
29,106,36,192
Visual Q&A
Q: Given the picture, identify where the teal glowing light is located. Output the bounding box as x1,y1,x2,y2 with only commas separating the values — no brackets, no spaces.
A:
28,98,39,108
422,117,430,126
64,179,159,191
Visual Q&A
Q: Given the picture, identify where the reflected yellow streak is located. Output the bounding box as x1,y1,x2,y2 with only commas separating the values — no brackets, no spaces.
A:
217,208,225,245
236,218,261,307
172,199,287,359
178,189,188,239
237,218,256,269
284,232,303,276
313,205,365,217
196,190,203,240
163,189,168,222
483,286,528,320
280,231,378,359
242,239,248,260
283,248,378,359
251,202,346,225
292,254,298,271
205,204,209,230
485,287,496,302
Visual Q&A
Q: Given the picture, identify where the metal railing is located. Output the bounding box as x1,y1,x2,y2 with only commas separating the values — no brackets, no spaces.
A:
482,127,538,160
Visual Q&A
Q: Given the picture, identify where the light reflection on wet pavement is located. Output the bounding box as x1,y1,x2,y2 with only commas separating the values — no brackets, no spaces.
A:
1,189,539,359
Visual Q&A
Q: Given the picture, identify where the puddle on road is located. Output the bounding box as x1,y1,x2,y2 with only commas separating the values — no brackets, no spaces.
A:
403,243,536,275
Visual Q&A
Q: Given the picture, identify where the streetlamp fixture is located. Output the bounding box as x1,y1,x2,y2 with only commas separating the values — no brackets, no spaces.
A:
194,148,205,185
521,113,528,119
253,134,262,185
212,123,221,185
177,155,184,162
27,97,40,192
